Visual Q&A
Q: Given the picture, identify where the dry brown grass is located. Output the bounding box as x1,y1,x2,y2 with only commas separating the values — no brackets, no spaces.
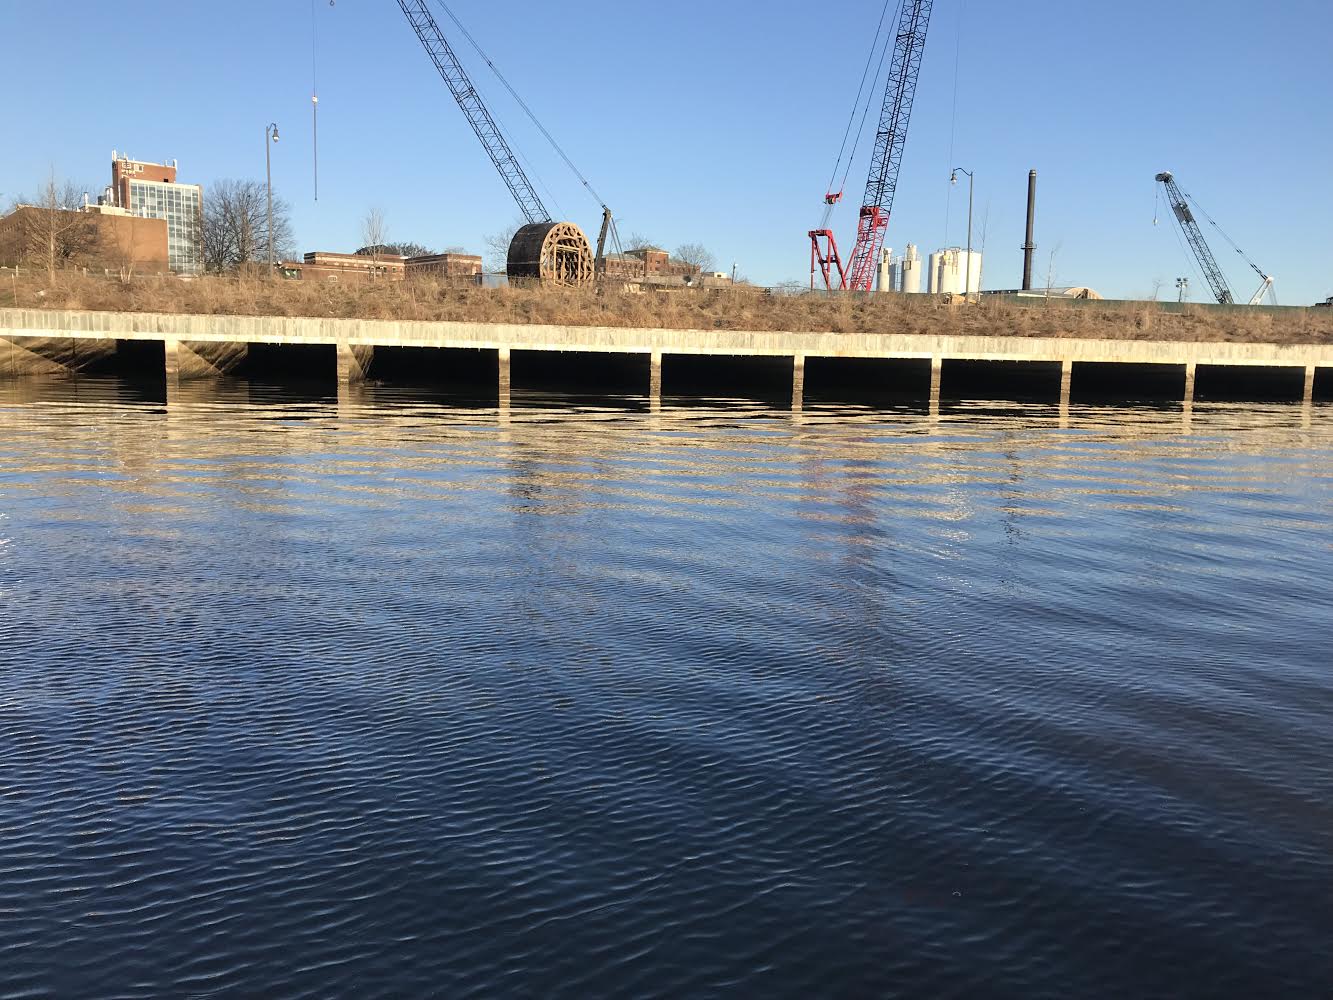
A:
2,269,1330,344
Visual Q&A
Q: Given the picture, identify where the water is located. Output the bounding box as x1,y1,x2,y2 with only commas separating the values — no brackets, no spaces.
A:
1,377,1330,998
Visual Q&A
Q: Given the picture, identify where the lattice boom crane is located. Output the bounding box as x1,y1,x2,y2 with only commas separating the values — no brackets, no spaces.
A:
810,0,934,292
393,0,597,285
1155,171,1275,306
1155,172,1232,305
395,0,548,225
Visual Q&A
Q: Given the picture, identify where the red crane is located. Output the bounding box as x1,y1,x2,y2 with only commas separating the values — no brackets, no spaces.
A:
810,0,935,292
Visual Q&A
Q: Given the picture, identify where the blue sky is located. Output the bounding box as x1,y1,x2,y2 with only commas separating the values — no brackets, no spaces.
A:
4,0,1330,302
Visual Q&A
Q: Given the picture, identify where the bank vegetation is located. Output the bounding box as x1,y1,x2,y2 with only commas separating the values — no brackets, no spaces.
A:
1,268,1329,345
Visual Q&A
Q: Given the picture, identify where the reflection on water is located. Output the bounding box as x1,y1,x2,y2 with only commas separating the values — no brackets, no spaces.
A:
1,376,1331,998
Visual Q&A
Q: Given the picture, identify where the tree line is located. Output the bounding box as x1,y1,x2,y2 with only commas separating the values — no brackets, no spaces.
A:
6,171,720,281
3,173,300,278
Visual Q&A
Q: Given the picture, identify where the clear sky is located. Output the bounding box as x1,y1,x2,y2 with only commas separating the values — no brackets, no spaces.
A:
4,0,1331,302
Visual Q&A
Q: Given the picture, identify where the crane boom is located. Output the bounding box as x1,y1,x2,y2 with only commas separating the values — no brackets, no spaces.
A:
1155,171,1234,305
845,0,934,291
394,0,550,225
809,0,934,292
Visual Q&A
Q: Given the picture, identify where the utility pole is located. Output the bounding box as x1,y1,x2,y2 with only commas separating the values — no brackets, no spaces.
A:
1176,277,1189,303
265,123,280,271
951,167,974,299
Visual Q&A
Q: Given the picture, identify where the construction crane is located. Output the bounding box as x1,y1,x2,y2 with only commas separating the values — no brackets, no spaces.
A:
393,0,607,285
1155,171,1275,306
810,0,934,292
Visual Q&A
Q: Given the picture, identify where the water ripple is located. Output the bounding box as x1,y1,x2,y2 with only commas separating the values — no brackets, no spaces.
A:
0,378,1330,997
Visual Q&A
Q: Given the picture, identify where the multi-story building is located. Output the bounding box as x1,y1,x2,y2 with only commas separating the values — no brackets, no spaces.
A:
110,152,203,274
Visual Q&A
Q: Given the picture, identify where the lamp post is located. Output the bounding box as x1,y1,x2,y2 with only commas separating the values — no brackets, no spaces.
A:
950,167,974,300
265,123,280,271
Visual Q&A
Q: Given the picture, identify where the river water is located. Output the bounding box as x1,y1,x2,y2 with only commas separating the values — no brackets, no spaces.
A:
1,376,1330,998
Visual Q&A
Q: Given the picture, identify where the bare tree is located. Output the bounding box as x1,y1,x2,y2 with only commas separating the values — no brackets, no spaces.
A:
11,173,99,281
484,219,524,272
1043,243,1063,303
625,232,660,251
360,208,387,278
362,241,434,258
673,242,716,273
201,179,295,273
109,214,149,284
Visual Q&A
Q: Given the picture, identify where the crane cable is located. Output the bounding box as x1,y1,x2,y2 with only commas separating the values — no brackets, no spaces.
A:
943,0,963,244
311,0,321,201
1154,183,1199,297
432,0,611,214
1179,185,1269,282
839,0,904,201
823,0,900,204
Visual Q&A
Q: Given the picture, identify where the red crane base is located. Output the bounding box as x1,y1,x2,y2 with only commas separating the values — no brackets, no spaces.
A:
845,206,888,293
809,229,847,291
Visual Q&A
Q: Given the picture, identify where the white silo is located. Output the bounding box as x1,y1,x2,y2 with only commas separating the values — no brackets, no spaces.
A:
928,248,983,296
877,247,893,292
899,243,923,294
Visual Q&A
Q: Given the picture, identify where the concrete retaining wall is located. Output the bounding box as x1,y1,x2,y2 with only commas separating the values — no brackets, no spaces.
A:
2,307,1329,369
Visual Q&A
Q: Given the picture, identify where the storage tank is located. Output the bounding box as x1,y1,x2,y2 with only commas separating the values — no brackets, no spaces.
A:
877,247,893,293
899,243,923,294
927,248,983,296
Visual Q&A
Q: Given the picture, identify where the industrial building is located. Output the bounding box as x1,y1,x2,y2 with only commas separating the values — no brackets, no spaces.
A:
108,153,203,274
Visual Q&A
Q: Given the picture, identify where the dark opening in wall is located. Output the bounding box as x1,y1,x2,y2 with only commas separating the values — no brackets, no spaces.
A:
1194,365,1305,402
1071,362,1185,402
511,350,648,397
804,357,930,406
662,354,793,403
84,338,166,378
238,343,337,384
369,346,497,389
1313,368,1332,402
942,360,1062,401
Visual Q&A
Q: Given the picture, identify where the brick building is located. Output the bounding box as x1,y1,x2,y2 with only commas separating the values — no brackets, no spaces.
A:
108,152,203,274
404,252,485,281
0,204,169,273
601,247,702,284
281,250,483,284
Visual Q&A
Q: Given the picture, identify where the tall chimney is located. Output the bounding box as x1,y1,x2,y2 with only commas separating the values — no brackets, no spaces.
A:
1022,170,1037,291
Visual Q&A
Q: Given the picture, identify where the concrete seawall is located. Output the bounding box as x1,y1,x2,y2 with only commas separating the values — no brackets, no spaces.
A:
1,307,1329,411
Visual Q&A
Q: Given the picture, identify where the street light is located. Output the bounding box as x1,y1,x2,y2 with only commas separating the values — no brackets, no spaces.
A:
950,167,974,300
265,123,280,271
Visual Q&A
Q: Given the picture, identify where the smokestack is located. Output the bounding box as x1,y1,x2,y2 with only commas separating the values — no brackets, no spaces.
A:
1022,170,1037,291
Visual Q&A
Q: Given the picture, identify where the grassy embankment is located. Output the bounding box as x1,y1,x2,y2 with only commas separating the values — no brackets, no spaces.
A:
1,270,1329,344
